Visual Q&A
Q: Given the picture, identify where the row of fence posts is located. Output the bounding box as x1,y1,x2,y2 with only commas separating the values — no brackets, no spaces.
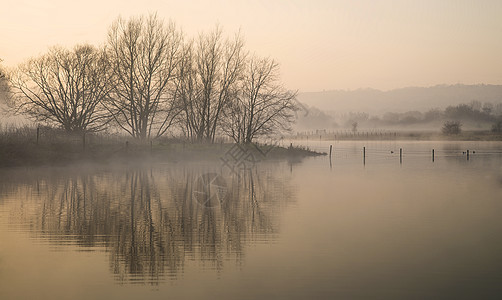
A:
35,127,157,154
327,145,473,165
36,127,88,150
299,132,398,139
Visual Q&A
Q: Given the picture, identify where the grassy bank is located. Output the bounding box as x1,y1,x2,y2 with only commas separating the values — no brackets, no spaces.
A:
5,126,500,168
0,127,324,168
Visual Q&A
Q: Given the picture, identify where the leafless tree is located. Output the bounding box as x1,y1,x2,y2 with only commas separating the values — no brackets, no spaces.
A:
173,40,199,139
223,56,297,143
9,45,112,132
0,58,5,81
175,27,245,142
106,14,182,139
0,58,10,103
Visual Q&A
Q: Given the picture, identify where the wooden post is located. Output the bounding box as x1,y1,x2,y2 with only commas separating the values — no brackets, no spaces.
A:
329,144,333,169
36,127,40,145
467,150,469,160
432,149,435,162
363,147,366,165
400,148,402,164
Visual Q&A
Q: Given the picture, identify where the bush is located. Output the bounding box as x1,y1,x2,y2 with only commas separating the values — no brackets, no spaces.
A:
442,120,462,135
492,120,502,133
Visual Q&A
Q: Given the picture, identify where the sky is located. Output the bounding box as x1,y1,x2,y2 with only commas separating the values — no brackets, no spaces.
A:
1,0,502,92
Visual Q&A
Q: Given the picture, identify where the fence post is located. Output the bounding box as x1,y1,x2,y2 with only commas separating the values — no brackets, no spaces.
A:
467,150,469,160
432,149,435,162
400,148,402,164
363,147,366,165
329,145,332,159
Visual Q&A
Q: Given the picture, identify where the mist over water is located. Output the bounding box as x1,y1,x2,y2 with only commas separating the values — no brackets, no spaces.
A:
1,141,502,299
2,2,502,298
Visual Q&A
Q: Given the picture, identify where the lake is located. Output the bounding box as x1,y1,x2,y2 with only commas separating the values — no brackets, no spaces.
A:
1,141,502,299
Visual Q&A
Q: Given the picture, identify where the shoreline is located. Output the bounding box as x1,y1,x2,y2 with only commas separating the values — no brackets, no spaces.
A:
0,140,325,168
2,129,501,168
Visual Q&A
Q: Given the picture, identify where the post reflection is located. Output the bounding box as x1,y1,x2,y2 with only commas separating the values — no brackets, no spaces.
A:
1,165,294,284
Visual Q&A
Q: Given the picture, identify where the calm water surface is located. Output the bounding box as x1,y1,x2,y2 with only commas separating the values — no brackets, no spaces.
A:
1,141,502,299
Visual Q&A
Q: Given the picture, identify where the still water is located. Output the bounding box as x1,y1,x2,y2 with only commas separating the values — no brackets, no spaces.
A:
1,141,501,299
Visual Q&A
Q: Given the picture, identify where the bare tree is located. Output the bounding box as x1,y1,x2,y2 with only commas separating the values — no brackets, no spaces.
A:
173,40,200,139
0,58,5,81
9,45,112,132
0,58,9,103
175,27,245,142
106,14,182,139
223,56,297,143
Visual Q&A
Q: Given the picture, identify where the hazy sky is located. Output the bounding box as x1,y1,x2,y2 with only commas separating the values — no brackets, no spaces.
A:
1,0,501,92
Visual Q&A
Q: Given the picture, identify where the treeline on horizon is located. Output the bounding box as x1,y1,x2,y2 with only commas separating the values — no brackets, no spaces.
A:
0,14,298,144
297,100,502,132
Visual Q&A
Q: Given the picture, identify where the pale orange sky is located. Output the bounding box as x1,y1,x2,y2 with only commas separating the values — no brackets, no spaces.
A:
1,0,501,92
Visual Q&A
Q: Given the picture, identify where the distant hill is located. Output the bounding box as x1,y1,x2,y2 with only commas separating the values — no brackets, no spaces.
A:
297,84,502,115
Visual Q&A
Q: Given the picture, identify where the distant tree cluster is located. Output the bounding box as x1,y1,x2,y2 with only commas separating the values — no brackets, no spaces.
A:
7,14,297,143
366,101,499,129
295,99,502,133
294,105,338,130
371,101,500,127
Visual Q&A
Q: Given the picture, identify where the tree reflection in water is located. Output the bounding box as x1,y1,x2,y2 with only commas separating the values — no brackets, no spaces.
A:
1,164,294,284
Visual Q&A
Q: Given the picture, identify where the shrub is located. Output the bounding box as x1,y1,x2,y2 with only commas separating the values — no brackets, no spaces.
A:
442,120,462,135
492,120,502,133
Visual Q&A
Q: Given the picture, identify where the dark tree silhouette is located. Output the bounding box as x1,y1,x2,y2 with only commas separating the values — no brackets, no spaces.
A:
106,14,182,139
0,58,9,103
9,45,112,132
222,56,297,143
6,15,298,140
174,27,245,142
